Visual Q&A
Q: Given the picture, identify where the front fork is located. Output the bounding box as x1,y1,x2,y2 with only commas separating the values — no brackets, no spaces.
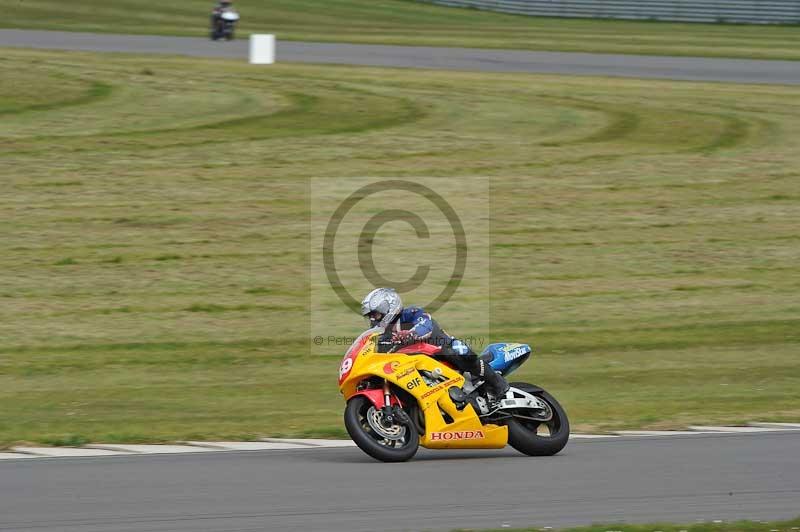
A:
381,379,395,425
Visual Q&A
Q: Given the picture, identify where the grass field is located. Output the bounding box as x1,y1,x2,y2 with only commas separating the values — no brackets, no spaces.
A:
469,517,800,532
3,0,800,60
1,48,799,447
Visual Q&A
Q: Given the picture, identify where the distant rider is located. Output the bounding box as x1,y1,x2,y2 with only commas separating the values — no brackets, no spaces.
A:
360,287,510,400
211,0,235,33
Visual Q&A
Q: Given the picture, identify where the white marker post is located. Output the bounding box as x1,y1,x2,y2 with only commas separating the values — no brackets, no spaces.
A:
249,34,275,65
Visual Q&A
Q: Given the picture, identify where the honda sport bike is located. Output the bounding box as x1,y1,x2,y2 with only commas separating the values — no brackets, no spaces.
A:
338,327,569,462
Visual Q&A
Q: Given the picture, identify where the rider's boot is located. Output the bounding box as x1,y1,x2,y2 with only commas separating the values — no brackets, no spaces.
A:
448,362,508,410
479,360,510,401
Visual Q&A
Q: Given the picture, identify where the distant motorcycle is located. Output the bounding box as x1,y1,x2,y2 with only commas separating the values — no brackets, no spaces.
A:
210,10,239,41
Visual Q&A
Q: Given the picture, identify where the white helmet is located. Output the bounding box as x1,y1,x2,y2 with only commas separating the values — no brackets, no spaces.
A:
360,288,402,329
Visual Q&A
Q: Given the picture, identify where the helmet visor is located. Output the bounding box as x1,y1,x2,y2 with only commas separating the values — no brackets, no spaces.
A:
366,310,384,327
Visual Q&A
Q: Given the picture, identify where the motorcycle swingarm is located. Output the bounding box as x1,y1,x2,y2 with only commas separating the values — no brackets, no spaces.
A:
497,387,549,412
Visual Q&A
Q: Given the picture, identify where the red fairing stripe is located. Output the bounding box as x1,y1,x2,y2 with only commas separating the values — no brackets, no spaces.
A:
397,342,442,356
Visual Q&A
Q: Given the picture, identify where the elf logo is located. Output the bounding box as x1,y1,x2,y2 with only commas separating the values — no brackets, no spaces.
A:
429,430,485,441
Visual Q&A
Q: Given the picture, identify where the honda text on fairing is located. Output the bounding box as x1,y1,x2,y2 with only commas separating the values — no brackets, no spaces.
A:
338,328,569,462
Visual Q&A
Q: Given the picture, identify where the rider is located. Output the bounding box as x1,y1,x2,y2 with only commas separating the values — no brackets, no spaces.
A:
212,0,234,14
360,287,510,400
211,1,235,29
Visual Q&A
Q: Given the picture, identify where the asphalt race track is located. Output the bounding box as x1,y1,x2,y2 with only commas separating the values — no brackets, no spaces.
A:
1,432,799,532
1,29,800,84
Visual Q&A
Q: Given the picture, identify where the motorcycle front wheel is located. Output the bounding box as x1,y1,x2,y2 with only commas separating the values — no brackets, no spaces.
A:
506,383,570,456
344,396,419,462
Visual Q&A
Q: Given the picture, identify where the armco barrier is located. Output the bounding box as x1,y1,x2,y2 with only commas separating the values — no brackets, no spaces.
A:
420,0,800,24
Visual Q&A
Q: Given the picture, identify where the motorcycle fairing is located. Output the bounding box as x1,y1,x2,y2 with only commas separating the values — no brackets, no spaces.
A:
481,343,531,376
338,327,381,386
339,332,507,450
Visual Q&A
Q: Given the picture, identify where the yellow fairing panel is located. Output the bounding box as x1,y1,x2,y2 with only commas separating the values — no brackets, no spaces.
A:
340,344,508,449
410,357,508,449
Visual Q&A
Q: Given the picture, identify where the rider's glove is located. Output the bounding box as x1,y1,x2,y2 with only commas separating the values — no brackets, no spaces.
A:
391,330,414,344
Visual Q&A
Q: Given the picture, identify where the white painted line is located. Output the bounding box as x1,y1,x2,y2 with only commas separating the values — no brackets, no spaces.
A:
261,438,357,447
615,430,721,436
688,425,786,433
0,422,793,462
12,447,128,457
0,452,39,459
749,422,800,429
85,444,222,454
187,441,310,451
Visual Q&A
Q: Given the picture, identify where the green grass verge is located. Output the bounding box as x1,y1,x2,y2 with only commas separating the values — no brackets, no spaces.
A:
3,0,800,60
1,49,799,447
464,517,800,532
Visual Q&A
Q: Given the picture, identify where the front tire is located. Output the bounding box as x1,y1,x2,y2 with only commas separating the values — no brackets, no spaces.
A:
344,396,419,462
506,383,569,456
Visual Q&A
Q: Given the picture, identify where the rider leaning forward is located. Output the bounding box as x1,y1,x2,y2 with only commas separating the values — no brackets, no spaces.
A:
360,287,510,400
211,1,234,24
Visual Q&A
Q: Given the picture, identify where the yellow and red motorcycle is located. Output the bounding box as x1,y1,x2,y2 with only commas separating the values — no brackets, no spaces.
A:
338,327,569,462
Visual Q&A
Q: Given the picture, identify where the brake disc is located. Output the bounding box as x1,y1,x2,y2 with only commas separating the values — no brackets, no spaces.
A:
366,406,407,441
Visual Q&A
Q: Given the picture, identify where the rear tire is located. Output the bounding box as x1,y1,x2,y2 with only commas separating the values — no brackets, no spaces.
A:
344,396,419,462
506,383,569,456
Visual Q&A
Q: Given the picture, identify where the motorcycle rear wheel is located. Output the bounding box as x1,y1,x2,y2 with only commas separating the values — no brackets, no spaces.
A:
344,396,419,462
506,383,569,456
